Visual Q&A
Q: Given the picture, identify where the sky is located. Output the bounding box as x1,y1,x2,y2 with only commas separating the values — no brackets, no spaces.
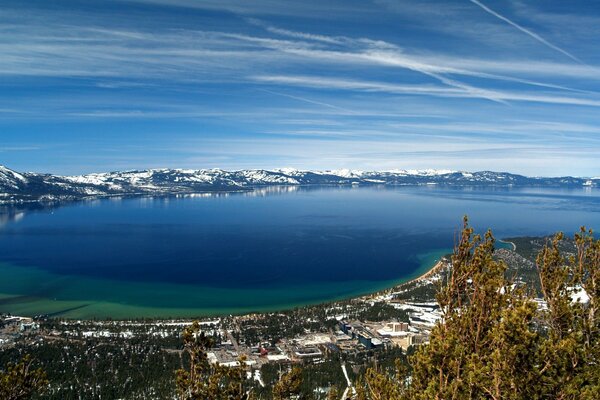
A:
1,0,600,176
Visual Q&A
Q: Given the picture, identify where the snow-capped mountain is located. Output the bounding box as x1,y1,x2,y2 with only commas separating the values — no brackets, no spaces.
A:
0,165,597,204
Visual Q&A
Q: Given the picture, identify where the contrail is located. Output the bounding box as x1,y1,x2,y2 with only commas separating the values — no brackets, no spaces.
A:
257,88,355,113
468,0,583,64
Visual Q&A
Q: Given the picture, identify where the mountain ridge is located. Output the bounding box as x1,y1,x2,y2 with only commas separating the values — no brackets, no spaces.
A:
0,165,597,204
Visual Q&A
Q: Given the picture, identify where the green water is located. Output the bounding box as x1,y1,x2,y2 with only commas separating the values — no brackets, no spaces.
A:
0,249,449,319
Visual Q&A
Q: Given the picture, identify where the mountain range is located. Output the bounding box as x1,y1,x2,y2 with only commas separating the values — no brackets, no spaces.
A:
0,165,597,204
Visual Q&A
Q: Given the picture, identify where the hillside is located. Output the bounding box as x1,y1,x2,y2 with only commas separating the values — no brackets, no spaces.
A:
1,165,597,204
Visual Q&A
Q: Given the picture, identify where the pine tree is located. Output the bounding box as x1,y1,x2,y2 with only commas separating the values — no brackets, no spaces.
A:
534,228,600,399
0,355,48,400
175,321,253,400
407,217,541,399
272,366,302,400
327,385,340,400
357,218,599,399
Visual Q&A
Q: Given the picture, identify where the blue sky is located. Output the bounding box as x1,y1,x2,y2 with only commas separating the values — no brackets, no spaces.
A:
1,0,600,176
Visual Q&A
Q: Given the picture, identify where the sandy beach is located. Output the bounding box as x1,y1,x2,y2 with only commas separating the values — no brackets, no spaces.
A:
396,258,448,289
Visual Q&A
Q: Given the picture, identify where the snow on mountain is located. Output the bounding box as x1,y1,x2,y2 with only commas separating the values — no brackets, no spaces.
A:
375,169,455,176
326,169,364,178
273,167,301,176
0,165,29,189
392,169,457,176
0,165,597,204
236,170,300,185
66,173,121,189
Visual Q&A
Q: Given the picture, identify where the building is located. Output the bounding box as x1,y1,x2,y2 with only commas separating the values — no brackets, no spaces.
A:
293,345,322,362
377,322,409,336
389,335,413,350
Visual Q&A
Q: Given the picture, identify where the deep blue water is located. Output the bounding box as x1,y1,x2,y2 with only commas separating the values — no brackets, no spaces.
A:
0,185,599,317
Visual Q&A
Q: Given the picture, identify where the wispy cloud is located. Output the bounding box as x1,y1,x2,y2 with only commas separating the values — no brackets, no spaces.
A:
119,0,374,18
253,74,600,108
0,146,41,152
245,18,345,45
257,88,355,113
2,0,600,175
1,14,594,99
468,0,584,64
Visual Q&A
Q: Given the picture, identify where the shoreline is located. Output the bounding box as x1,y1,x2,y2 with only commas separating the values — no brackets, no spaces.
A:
499,239,517,251
0,256,449,320
362,257,448,300
400,259,447,287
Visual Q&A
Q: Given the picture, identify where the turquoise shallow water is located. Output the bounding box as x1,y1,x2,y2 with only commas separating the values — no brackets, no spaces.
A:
0,185,599,318
0,249,448,318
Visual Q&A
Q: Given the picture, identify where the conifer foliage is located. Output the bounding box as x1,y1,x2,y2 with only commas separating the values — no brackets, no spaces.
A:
0,355,48,400
271,366,302,400
358,218,600,399
176,321,253,400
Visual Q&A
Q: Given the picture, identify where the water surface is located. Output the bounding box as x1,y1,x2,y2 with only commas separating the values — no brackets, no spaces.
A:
0,185,599,318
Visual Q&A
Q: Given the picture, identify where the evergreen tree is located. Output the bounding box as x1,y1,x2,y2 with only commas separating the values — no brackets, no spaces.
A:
359,359,408,400
175,321,253,400
0,355,48,400
534,228,600,398
327,385,340,400
357,218,599,399
272,366,302,400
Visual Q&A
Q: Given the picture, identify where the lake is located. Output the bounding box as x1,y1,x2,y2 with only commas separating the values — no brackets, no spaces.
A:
1,185,599,318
